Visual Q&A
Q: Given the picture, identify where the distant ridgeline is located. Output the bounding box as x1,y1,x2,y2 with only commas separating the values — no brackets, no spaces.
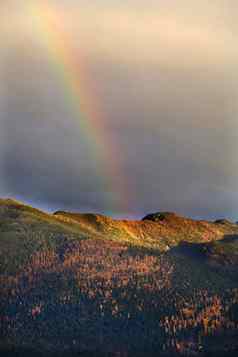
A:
1,198,238,356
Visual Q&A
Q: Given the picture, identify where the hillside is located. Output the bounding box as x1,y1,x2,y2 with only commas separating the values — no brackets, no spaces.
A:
53,209,238,250
1,199,238,356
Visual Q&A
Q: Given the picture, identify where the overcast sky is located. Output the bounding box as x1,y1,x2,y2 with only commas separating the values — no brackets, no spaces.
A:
1,0,238,219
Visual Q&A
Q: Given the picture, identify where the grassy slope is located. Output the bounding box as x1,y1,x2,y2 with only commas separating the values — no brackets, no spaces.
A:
53,210,238,249
1,198,238,274
0,199,95,274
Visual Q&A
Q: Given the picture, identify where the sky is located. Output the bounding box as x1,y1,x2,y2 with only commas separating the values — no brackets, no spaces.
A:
0,0,238,219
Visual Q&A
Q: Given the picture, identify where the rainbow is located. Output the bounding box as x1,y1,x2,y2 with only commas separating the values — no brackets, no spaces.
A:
26,1,131,214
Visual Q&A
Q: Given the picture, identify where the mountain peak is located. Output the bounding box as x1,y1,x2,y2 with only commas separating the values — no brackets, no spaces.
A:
142,211,182,222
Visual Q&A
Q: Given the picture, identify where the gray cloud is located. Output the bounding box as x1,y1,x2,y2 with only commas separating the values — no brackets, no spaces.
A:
1,1,238,219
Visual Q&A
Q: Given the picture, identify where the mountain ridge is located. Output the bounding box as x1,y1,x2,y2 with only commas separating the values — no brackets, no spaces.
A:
1,197,238,252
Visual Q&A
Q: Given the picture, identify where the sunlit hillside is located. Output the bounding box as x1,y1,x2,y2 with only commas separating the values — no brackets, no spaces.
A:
1,199,238,356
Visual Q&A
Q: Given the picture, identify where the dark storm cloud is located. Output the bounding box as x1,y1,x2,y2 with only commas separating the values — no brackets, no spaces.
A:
1,1,238,219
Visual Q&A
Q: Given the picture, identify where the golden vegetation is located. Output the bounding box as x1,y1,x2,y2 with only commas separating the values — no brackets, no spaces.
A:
1,199,238,355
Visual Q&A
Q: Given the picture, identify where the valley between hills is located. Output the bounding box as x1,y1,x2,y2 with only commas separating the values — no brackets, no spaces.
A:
1,198,238,356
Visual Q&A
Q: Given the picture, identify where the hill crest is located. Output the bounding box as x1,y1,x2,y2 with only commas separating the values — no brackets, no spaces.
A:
1,198,238,252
